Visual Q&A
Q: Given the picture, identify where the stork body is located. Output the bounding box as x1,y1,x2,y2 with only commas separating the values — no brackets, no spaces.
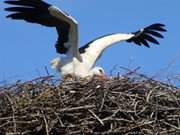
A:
51,33,134,78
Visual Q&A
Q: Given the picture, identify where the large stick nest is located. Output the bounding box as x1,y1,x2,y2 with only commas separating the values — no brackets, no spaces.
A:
0,71,180,135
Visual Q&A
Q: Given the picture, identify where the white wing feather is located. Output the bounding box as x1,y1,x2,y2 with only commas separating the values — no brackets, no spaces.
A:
81,33,134,69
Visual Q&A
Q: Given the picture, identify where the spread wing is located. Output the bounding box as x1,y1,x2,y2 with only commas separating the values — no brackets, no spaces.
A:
79,23,166,69
5,0,80,60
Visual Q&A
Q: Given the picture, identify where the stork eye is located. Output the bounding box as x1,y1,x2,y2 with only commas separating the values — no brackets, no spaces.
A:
99,69,103,73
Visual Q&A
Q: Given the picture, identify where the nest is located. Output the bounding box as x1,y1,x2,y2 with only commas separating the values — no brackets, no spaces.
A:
0,71,180,135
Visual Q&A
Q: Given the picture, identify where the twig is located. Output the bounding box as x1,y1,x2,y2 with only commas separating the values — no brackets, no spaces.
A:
162,121,180,130
59,105,95,112
88,109,104,126
43,114,49,135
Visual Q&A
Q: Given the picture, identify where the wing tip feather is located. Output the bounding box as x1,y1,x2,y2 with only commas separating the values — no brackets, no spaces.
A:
127,23,166,47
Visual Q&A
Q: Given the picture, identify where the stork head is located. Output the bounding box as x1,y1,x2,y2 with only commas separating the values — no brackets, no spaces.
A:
90,67,106,80
50,57,61,72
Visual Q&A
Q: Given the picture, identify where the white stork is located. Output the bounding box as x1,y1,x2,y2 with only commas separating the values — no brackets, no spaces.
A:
5,0,166,79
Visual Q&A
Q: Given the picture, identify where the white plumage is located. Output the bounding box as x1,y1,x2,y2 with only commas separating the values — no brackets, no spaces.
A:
51,33,134,78
5,0,166,79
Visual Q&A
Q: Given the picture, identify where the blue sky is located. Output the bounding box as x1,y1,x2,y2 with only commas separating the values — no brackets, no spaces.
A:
0,0,180,82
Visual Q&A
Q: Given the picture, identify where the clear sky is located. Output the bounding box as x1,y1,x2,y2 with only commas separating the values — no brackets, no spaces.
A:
0,0,180,83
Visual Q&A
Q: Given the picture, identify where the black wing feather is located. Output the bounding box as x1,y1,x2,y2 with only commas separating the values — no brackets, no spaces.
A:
127,23,166,47
55,24,70,54
138,36,150,47
145,30,164,38
5,0,72,54
4,0,50,9
133,38,142,46
146,23,166,31
5,7,35,12
5,0,54,26
142,34,159,45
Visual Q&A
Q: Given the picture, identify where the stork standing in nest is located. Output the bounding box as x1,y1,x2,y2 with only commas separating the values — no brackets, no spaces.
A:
5,0,166,79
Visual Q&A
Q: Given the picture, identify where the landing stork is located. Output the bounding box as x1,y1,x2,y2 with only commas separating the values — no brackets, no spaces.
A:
5,0,166,79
